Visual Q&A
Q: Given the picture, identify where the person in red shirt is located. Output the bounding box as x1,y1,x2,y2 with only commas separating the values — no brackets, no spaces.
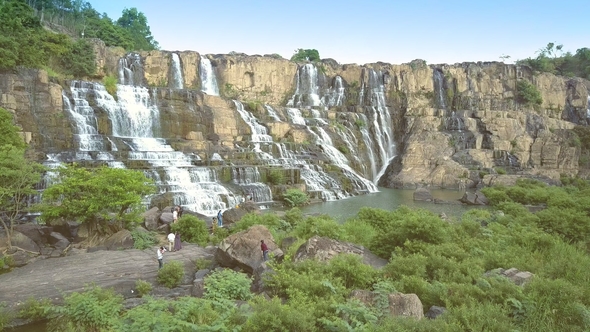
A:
260,240,269,261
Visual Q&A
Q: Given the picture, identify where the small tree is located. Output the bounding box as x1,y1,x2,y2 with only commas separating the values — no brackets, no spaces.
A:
516,80,543,107
170,215,209,246
37,164,155,235
290,49,320,62
283,189,309,207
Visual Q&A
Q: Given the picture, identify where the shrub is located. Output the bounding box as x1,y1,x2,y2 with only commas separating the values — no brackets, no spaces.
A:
342,219,376,247
284,207,303,227
170,215,209,246
293,215,344,240
130,229,157,250
18,297,52,320
103,75,118,97
46,285,123,332
243,296,317,332
516,80,543,106
204,269,252,301
135,279,152,297
266,169,285,185
327,254,378,289
283,188,309,207
0,303,12,331
495,167,507,175
157,260,184,288
195,258,213,270
209,226,229,245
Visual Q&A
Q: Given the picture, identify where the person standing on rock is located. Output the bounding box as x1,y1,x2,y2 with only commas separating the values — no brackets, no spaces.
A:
157,246,166,269
167,232,175,252
217,210,223,228
260,240,269,261
174,232,182,251
177,205,184,219
172,206,179,223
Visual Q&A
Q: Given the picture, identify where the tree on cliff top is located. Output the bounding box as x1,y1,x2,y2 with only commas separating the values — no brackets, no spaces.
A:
290,49,320,62
116,7,159,51
37,164,156,235
0,107,44,249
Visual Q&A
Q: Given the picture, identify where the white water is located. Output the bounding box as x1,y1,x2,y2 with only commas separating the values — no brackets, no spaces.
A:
287,64,323,107
586,96,590,118
199,57,219,96
286,108,306,125
264,104,282,121
63,82,104,151
171,53,184,89
434,70,447,109
324,76,346,107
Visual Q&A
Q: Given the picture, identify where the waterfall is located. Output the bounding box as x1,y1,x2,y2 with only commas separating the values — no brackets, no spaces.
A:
365,69,396,183
232,167,273,204
287,64,322,107
286,108,307,125
118,53,142,86
433,69,447,109
323,76,346,107
199,57,219,96
233,100,274,159
586,95,590,118
63,82,105,152
264,104,282,121
171,53,184,89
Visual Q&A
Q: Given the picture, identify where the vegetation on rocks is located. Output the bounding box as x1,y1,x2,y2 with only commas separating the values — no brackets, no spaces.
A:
516,80,543,107
517,42,590,79
291,48,321,62
170,215,209,246
203,269,253,302
157,260,184,288
282,188,309,207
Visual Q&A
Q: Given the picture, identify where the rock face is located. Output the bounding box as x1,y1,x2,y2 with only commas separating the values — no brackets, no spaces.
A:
484,267,534,286
2,46,590,200
215,225,282,274
221,201,260,226
294,236,387,269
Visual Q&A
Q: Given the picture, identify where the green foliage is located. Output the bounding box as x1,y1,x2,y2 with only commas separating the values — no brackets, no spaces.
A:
232,212,286,234
355,119,366,128
516,80,543,106
0,303,12,331
194,258,213,270
266,168,285,185
319,299,378,331
60,39,96,77
130,229,157,250
495,167,507,175
517,43,590,80
157,260,184,288
46,285,123,332
283,188,309,207
328,254,378,289
134,280,152,297
170,215,209,246
204,269,253,301
37,164,155,235
290,48,320,62
0,107,26,149
116,8,159,51
103,75,118,97
18,297,52,320
293,214,344,240
243,296,317,332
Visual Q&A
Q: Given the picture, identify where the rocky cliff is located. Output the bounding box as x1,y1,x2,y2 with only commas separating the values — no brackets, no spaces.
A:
1,40,589,208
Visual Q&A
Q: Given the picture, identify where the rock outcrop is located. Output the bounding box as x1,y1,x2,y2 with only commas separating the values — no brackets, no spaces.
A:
294,236,387,269
350,290,424,319
215,225,282,273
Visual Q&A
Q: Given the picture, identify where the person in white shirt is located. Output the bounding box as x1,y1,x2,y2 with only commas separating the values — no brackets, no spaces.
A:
167,233,175,251
157,246,166,269
172,207,178,223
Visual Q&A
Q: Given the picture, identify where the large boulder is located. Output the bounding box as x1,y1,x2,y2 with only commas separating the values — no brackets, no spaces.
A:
350,290,424,319
49,232,70,253
13,224,52,248
215,225,282,274
413,187,433,202
160,212,174,225
221,201,260,226
103,229,135,250
142,207,161,231
294,236,387,269
10,231,41,253
459,191,489,205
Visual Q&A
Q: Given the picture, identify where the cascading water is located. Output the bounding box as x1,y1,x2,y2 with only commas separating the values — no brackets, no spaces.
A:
231,167,273,205
323,76,346,107
199,57,219,96
233,100,274,159
264,105,282,122
433,69,447,110
287,63,322,107
286,108,307,125
586,95,590,118
171,53,184,89
118,53,143,86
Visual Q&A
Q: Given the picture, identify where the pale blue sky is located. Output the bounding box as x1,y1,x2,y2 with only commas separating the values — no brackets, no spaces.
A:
94,0,589,65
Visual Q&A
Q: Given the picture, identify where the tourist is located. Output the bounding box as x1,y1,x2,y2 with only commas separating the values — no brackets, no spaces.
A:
157,246,166,269
167,232,175,251
174,232,182,251
260,240,269,261
217,210,223,227
177,205,184,218
172,206,178,223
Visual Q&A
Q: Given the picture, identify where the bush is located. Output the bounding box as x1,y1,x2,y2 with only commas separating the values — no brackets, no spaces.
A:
266,169,285,185
46,285,123,332
327,254,378,289
243,296,317,332
283,188,309,207
130,229,157,250
293,215,344,240
18,297,52,320
516,80,543,106
170,215,209,246
157,260,184,288
135,279,152,297
0,303,12,331
204,269,252,301
103,75,118,97
195,258,213,270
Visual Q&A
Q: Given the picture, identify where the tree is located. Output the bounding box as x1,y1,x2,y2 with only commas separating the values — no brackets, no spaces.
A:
290,48,320,62
116,8,159,51
37,164,156,234
516,80,543,107
0,108,43,248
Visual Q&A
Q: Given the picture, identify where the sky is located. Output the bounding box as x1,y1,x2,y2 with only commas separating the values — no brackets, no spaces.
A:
94,0,589,65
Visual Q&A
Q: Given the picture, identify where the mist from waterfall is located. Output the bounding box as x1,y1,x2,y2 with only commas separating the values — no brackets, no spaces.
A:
199,57,219,96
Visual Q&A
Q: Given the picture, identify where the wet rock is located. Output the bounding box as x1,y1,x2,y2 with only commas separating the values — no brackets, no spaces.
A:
413,187,433,202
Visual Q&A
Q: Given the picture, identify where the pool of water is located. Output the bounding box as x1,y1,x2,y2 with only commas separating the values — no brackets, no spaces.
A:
292,187,481,222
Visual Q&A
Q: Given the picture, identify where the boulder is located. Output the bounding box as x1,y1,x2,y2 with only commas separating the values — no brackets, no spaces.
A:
484,267,534,286
191,269,211,297
10,231,41,253
52,221,80,240
13,224,52,247
8,250,37,267
48,232,70,253
413,187,433,202
160,212,174,224
215,225,282,274
425,306,446,319
459,191,489,205
294,236,387,269
142,207,161,231
252,262,273,293
350,290,424,319
222,201,260,226
103,229,135,250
